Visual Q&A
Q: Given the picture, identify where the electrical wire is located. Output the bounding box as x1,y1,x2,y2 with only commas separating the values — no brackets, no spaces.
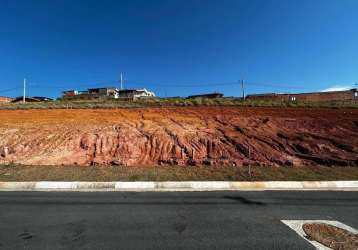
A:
1,78,353,96
0,86,22,94
28,80,118,89
24,77,312,90
124,81,238,88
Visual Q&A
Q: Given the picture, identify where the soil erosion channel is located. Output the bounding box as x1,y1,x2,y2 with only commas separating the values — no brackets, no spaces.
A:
0,107,357,167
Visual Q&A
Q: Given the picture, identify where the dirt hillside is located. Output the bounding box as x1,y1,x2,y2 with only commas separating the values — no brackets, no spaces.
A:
0,107,357,167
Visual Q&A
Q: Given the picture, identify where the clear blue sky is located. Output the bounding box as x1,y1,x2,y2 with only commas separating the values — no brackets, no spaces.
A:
0,0,357,98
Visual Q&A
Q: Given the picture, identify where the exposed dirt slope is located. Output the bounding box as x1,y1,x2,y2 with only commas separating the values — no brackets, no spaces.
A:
0,107,357,167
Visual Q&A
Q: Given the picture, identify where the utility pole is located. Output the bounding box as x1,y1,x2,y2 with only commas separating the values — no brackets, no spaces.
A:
23,78,26,103
120,73,124,90
240,79,245,100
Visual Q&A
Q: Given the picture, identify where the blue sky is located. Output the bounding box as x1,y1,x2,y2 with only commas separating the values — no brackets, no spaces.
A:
0,0,357,98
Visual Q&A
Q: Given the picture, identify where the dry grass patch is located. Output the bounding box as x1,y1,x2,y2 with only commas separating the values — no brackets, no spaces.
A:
0,165,357,182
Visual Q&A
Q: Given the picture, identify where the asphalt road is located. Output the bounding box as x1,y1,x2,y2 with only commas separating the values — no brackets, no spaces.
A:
0,191,357,250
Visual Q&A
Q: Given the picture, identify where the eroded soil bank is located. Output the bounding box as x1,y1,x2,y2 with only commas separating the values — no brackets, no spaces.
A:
0,107,357,167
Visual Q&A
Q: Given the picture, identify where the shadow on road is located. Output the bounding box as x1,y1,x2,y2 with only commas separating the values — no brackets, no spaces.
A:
223,196,266,205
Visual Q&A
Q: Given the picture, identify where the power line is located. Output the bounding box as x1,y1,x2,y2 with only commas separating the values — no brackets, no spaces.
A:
25,80,239,89
245,81,303,89
2,78,354,97
120,80,306,89
125,81,238,88
24,77,312,90
28,80,118,89
0,86,22,94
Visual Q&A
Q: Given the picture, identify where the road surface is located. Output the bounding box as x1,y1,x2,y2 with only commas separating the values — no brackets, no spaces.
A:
0,191,357,249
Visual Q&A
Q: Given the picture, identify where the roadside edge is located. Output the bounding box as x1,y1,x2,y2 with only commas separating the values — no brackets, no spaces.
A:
0,181,357,191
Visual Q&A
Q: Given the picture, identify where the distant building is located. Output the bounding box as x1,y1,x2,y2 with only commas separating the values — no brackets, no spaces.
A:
62,87,118,99
11,96,53,103
62,90,79,98
62,87,155,100
0,96,13,103
246,89,358,102
63,90,89,98
188,93,224,99
117,89,156,100
88,87,119,99
245,93,285,101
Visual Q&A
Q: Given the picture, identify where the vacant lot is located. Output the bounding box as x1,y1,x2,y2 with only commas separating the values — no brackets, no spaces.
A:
0,107,357,167
1,165,358,181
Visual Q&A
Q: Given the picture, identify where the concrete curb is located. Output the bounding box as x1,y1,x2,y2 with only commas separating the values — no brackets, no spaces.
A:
0,181,358,191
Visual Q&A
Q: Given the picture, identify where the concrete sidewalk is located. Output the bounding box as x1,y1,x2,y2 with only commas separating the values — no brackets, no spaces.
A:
0,181,358,191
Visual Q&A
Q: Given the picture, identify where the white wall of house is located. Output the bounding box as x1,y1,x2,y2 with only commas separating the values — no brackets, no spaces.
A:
134,89,156,99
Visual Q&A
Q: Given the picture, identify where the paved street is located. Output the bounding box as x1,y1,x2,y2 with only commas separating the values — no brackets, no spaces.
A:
0,191,357,250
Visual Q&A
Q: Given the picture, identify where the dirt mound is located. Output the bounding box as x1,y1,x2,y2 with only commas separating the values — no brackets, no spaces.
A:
303,223,358,249
0,107,357,167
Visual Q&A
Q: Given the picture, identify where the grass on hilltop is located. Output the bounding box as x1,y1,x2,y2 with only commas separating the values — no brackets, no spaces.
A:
0,97,357,110
0,164,358,181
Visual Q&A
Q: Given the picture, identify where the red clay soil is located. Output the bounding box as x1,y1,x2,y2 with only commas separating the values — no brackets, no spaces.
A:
303,223,358,249
0,107,357,167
